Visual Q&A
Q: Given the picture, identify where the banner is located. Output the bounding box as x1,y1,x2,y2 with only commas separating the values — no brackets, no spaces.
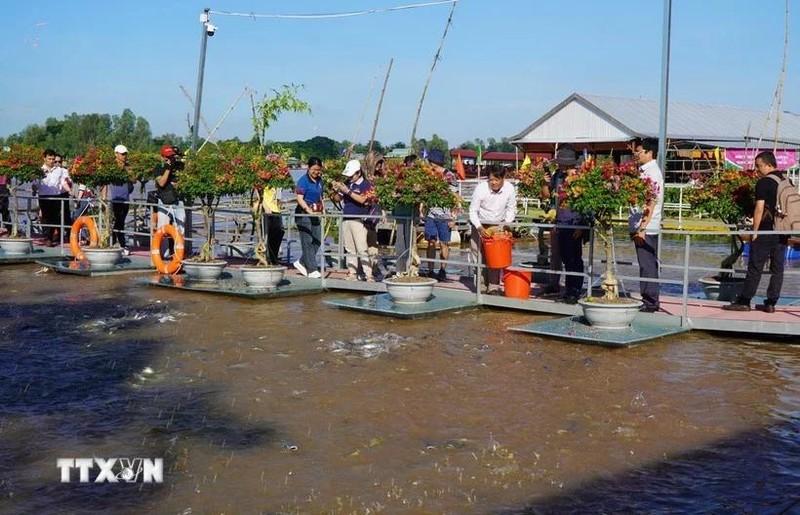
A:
725,148,798,170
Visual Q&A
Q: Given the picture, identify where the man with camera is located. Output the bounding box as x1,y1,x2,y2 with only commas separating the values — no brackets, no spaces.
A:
153,145,186,253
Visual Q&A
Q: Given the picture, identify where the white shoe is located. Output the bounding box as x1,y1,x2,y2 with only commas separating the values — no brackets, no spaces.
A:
293,260,308,276
308,271,322,279
121,248,131,256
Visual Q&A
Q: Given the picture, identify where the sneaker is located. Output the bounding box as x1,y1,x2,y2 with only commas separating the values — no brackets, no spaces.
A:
293,260,308,277
762,304,776,314
121,248,131,256
721,303,751,312
308,271,322,279
639,305,658,313
436,269,447,281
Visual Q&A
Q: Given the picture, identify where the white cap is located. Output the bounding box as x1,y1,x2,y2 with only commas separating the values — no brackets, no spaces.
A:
114,144,128,154
342,159,361,177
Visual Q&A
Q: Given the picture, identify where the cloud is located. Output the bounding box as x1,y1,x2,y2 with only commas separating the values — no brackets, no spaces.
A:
35,21,48,28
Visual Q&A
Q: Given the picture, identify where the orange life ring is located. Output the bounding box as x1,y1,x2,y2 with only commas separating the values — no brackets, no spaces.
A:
150,224,185,274
69,216,100,261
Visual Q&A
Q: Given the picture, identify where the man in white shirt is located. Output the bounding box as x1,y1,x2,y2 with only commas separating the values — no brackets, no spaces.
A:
33,148,72,246
468,166,517,294
629,137,664,312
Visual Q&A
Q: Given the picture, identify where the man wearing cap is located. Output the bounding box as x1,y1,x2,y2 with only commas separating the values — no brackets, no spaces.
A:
331,159,375,281
423,149,458,281
108,145,134,254
153,144,186,257
468,165,517,294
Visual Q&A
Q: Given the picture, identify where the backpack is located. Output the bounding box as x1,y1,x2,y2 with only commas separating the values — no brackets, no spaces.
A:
769,174,800,234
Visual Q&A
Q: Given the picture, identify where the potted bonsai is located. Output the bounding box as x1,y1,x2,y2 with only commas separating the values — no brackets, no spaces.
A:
69,147,134,267
374,159,460,304
239,84,311,288
562,158,659,328
0,145,42,255
239,149,295,289
685,167,758,301
177,142,254,282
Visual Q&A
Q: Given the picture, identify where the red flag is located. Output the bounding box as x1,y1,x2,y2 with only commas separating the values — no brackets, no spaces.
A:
455,154,466,180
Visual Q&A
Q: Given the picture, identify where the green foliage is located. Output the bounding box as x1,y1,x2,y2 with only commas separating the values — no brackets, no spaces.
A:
684,168,758,225
374,159,459,212
252,84,312,149
563,159,658,228
126,151,162,183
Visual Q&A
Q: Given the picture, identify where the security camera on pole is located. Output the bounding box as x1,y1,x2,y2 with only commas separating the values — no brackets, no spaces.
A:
192,8,215,152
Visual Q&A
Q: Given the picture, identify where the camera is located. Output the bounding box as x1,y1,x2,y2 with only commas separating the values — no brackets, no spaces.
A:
205,23,217,36
171,159,185,171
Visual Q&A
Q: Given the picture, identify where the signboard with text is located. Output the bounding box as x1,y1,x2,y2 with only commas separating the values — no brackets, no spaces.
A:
725,148,798,170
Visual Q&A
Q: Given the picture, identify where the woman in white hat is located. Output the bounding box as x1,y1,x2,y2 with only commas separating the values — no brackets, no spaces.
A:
331,159,375,281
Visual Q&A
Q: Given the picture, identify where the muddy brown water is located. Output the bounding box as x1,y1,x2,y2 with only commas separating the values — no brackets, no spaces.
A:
1,239,800,514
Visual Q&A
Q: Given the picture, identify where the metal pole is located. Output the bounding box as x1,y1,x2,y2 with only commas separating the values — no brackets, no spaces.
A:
657,0,672,171
191,8,210,151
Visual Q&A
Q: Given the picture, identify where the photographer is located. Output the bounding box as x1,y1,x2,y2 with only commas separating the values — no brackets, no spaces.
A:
153,144,186,254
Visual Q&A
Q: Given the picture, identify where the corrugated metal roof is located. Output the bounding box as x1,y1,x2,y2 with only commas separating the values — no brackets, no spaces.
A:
511,93,800,146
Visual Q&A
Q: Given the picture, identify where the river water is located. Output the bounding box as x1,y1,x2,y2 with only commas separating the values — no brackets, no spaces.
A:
1,247,800,514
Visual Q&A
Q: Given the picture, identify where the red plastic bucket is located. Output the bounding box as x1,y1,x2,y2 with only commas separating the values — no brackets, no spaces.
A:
482,236,513,269
504,268,531,299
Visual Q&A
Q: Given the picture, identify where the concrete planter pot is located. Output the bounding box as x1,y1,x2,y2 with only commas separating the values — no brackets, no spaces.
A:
241,265,286,290
0,238,34,255
698,276,745,302
384,277,437,304
82,247,123,268
578,298,643,330
181,260,227,282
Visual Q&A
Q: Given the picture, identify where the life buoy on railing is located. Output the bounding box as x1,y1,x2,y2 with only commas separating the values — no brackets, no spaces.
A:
150,224,185,274
69,216,100,261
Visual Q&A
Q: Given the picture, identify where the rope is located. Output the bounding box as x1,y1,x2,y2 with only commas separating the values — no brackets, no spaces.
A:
210,1,457,20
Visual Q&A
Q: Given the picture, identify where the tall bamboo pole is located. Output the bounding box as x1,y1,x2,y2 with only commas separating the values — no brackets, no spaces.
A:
369,58,394,153
409,0,457,150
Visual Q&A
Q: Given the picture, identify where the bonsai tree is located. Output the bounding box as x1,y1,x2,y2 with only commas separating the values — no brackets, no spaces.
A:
562,158,659,301
373,158,460,277
69,147,133,247
247,84,311,266
178,142,256,262
685,167,758,277
246,149,294,266
0,145,43,238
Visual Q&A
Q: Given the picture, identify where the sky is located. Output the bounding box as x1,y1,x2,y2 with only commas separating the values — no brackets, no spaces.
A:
2,0,798,148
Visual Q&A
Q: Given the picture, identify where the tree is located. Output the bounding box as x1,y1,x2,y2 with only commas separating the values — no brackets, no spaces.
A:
427,134,449,155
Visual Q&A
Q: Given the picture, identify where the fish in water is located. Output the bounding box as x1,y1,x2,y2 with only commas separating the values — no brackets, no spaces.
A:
327,332,411,358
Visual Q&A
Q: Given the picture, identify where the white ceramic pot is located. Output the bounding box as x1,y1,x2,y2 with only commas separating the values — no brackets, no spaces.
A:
181,260,227,282
0,238,34,255
578,298,643,330
82,247,122,268
384,277,437,304
241,265,286,290
698,276,745,302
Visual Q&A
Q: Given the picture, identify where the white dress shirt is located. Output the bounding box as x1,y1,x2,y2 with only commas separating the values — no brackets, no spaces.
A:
37,165,71,196
469,180,517,228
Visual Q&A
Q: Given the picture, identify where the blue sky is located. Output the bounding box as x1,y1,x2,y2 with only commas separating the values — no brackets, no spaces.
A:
3,0,797,147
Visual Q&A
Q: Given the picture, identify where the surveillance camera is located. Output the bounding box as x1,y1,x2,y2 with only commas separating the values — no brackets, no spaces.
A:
205,23,217,36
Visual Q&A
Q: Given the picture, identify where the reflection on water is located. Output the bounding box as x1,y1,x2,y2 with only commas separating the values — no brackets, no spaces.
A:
1,265,799,513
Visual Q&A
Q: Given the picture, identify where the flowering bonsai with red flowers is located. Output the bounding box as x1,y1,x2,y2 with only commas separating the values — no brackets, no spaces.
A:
562,158,659,301
685,167,758,276
69,147,131,247
373,159,460,276
0,145,42,239
247,150,293,266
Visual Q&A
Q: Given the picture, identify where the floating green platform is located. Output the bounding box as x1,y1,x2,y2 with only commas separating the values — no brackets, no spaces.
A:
144,270,324,298
325,292,478,319
509,316,689,347
36,257,154,276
